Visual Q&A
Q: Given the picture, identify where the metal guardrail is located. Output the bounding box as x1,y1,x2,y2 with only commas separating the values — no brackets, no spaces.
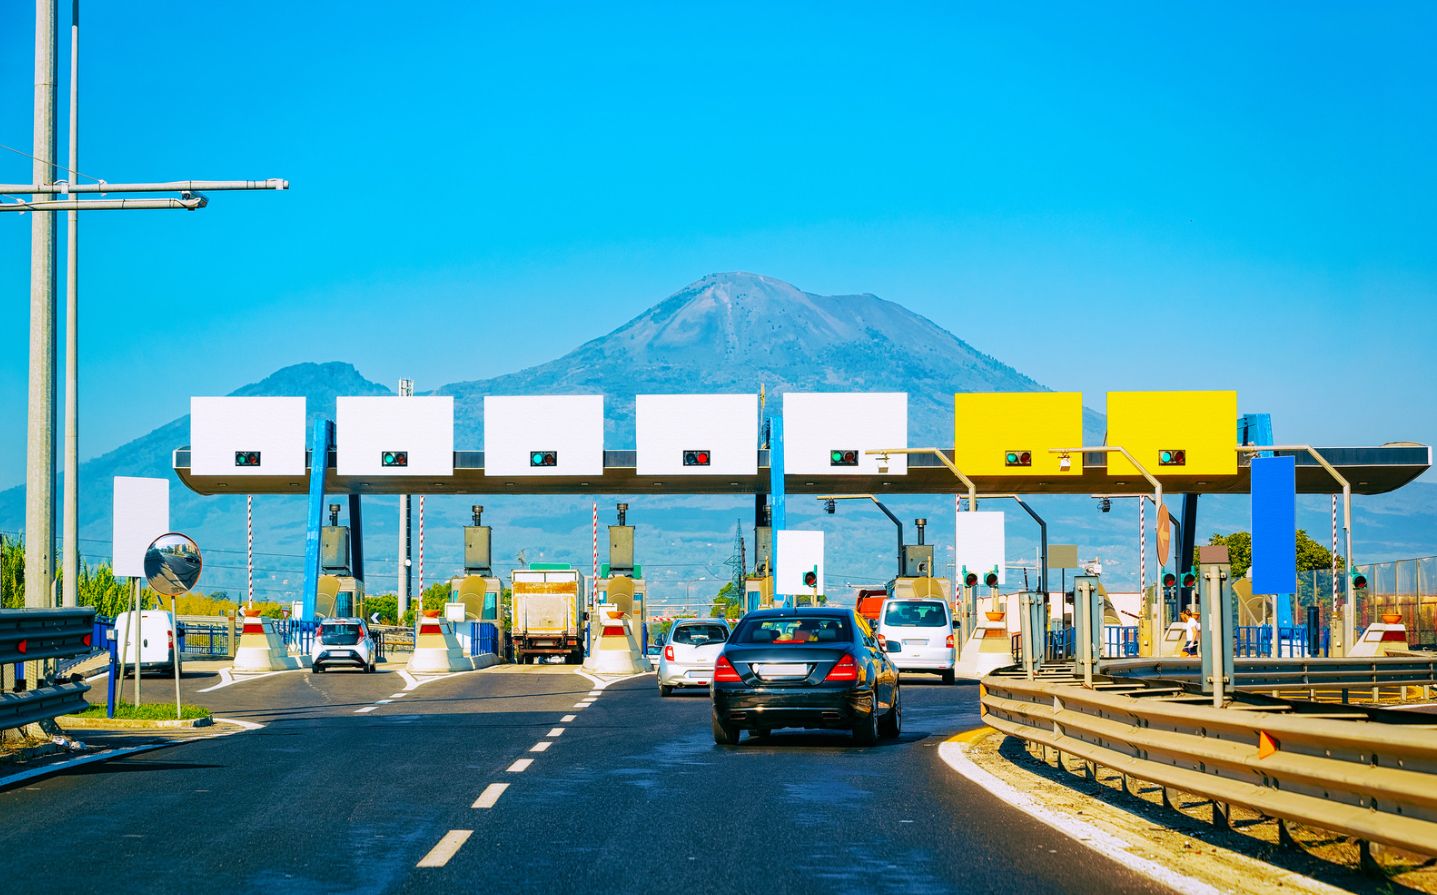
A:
1104,655,1437,695
980,673,1437,856
0,607,97,664
0,681,90,730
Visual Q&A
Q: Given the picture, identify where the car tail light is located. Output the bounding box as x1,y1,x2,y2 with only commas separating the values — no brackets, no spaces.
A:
946,633,955,649
663,644,675,661
713,655,741,683
825,654,858,682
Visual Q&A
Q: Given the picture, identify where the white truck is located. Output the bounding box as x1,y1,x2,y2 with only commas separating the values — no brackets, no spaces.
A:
509,566,585,664
114,609,181,676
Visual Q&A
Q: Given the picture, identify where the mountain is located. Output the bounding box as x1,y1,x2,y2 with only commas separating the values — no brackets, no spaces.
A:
0,273,1430,602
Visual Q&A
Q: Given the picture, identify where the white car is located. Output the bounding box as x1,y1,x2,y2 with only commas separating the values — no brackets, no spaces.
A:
114,609,181,677
311,618,376,673
656,619,730,696
876,598,956,684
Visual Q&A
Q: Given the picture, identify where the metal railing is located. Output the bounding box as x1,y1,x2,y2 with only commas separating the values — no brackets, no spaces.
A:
980,673,1437,857
1233,625,1323,658
0,608,95,731
271,619,319,654
177,622,230,657
1104,655,1437,702
466,622,501,657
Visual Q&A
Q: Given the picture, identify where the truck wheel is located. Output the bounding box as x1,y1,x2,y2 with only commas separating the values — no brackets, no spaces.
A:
712,713,741,745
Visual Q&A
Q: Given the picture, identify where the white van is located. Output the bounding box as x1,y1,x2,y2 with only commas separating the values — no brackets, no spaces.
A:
114,609,181,676
875,598,956,684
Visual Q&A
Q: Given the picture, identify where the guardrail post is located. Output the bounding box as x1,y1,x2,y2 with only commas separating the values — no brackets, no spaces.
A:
1199,549,1234,706
1073,575,1100,687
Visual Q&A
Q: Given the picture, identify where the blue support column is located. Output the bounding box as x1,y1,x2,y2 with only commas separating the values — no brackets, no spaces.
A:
301,419,334,621
348,493,364,584
770,415,785,604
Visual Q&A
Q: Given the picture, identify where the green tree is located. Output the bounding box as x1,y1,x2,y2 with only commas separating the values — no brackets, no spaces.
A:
1296,529,1343,571
710,580,741,620
1199,529,1345,581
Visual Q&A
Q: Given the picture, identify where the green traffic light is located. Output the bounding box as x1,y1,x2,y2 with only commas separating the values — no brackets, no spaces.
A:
1160,450,1172,463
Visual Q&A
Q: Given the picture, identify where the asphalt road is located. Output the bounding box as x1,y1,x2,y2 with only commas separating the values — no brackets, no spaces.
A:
0,665,1168,895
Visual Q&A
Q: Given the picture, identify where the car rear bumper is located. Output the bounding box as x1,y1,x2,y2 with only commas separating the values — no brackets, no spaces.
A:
891,652,955,671
315,649,369,668
657,663,714,686
712,685,871,730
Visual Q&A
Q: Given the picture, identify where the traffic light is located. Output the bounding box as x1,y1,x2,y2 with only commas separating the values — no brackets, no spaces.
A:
234,450,261,467
803,569,818,588
529,450,558,468
682,449,711,467
829,449,859,467
1004,450,1032,467
983,570,999,588
1351,570,1368,591
1162,572,1177,588
963,571,978,588
1181,570,1197,588
1158,449,1186,467
381,451,408,468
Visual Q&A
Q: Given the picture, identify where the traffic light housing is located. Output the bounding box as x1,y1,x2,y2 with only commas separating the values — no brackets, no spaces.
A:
1003,450,1032,467
381,451,408,468
234,451,261,467
1351,570,1368,591
963,571,978,588
682,449,711,467
529,450,558,468
983,570,999,588
829,449,859,467
1162,572,1177,588
1181,570,1197,588
802,569,818,588
1158,449,1186,467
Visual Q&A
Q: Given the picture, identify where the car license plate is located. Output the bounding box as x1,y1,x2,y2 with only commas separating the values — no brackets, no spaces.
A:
903,639,927,647
754,663,808,680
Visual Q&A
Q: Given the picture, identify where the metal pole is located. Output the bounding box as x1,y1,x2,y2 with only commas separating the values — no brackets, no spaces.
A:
26,0,58,610
417,494,425,599
171,593,181,719
1342,482,1354,653
396,379,413,619
60,0,78,608
130,577,141,705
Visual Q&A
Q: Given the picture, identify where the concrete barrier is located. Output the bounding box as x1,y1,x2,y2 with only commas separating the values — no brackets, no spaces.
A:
1348,619,1410,658
406,611,490,674
583,603,646,676
955,610,1012,679
232,609,305,673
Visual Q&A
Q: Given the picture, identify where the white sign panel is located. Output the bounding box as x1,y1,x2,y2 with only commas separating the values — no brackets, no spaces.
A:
776,529,825,595
782,392,908,476
190,397,307,476
635,394,758,476
955,511,1006,586
484,395,604,476
113,477,169,578
336,396,454,477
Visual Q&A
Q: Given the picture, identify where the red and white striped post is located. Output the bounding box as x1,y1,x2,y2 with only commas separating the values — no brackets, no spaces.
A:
1331,494,1339,607
592,502,599,583
246,495,254,607
417,495,426,598
1139,497,1146,601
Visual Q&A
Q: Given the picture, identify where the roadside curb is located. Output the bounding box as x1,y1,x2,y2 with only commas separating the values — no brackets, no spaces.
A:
54,715,213,731
0,743,173,793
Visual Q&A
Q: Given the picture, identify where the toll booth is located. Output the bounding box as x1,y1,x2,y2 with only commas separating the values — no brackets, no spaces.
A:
744,575,773,612
317,503,364,619
450,506,502,621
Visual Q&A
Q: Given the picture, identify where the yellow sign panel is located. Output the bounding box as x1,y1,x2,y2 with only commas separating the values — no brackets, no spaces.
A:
953,392,1083,476
1106,391,1237,477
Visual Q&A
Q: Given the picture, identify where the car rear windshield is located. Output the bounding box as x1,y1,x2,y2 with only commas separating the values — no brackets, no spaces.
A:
884,600,949,628
671,624,729,645
320,624,362,645
732,616,852,645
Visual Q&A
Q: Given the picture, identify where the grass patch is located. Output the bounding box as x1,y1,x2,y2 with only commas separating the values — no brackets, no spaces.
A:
73,702,211,721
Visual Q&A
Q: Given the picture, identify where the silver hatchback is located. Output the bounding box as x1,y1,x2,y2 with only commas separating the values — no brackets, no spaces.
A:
657,619,730,696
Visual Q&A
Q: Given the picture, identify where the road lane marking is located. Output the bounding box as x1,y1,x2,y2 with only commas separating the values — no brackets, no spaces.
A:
417,830,472,868
375,699,392,704
561,714,576,722
937,729,1222,895
530,741,552,753
578,698,596,705
390,693,407,698
472,783,509,808
355,706,377,713
546,727,565,737
213,717,265,731
576,670,609,689
507,759,533,773
572,703,590,709
587,689,603,696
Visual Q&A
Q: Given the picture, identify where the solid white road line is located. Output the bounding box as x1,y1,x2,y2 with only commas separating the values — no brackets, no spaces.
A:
530,741,552,753
561,714,576,723
507,758,533,773
546,727,565,737
355,706,377,713
936,738,1222,895
472,783,509,808
417,830,472,868
575,670,609,689
212,717,265,731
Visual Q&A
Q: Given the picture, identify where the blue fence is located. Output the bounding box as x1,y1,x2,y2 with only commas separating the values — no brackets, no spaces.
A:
1104,626,1140,658
466,622,501,656
1234,625,1329,658
273,619,320,654
178,622,230,657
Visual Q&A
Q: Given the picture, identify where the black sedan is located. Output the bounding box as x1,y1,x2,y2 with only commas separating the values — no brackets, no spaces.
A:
710,607,900,746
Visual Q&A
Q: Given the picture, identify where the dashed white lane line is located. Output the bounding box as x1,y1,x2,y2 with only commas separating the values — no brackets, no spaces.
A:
389,693,407,698
561,714,576,723
355,706,377,713
546,727,565,738
472,783,509,809
572,702,590,709
507,758,533,773
417,830,472,868
375,699,393,704
587,689,603,696
530,741,552,753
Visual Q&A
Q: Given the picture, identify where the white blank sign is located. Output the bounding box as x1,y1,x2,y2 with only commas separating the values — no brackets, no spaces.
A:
782,392,908,475
190,397,307,476
955,511,1006,586
776,529,825,595
337,396,454,477
635,394,758,476
484,396,604,476
113,477,169,578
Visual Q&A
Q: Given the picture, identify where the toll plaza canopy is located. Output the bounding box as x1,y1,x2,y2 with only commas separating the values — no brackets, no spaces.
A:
173,445,1430,497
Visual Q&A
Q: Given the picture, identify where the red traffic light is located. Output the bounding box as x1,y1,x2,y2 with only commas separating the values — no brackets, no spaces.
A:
963,572,978,588
803,570,818,587
1158,449,1186,466
234,451,261,467
829,449,859,467
683,449,711,467
1162,572,1177,588
1003,450,1032,467
381,451,409,468
1181,571,1197,588
983,571,999,588
1351,572,1368,591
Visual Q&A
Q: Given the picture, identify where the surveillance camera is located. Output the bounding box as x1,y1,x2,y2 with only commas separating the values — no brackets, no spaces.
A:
1059,454,1072,472
876,454,890,474
824,499,836,515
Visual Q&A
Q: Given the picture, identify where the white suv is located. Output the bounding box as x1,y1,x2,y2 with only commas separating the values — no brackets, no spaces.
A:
875,598,956,684
656,619,730,696
311,618,376,673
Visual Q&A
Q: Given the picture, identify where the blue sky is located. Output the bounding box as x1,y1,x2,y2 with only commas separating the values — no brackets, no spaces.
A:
1,1,1434,487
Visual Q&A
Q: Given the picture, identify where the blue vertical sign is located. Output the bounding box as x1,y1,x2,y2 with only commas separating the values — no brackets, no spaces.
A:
1251,455,1296,626
769,415,786,606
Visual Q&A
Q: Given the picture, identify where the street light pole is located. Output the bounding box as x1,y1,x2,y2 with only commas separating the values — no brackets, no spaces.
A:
27,0,58,611
60,0,78,608
865,448,977,511
815,494,903,576
976,494,1047,598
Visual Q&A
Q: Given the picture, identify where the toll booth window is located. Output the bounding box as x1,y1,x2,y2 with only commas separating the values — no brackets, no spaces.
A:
734,616,852,645
671,624,729,645
482,593,498,621
320,623,362,645
884,600,949,628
